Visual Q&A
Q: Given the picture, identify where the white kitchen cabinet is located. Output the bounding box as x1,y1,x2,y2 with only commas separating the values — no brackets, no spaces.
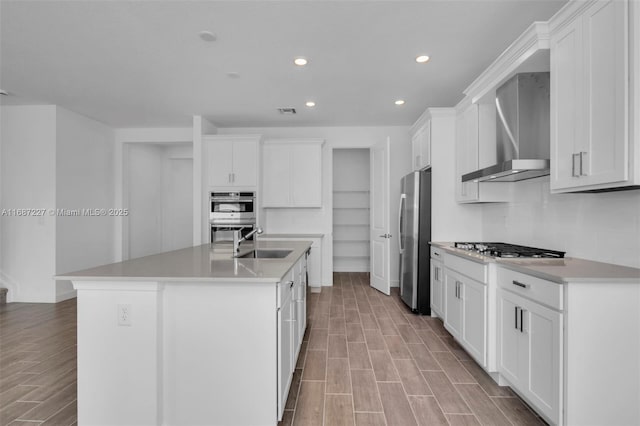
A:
455,102,508,203
262,139,324,208
430,247,444,318
497,272,562,425
550,0,636,192
277,255,307,420
205,135,260,188
443,270,463,337
444,267,487,366
497,262,640,426
277,278,294,418
411,119,431,171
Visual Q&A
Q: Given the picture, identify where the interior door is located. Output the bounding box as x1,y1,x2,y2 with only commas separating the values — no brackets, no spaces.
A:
370,137,391,295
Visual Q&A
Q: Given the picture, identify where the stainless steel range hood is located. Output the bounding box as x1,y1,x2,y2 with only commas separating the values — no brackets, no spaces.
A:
462,72,550,183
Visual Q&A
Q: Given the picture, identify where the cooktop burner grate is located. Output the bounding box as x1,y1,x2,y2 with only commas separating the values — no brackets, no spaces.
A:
453,242,565,258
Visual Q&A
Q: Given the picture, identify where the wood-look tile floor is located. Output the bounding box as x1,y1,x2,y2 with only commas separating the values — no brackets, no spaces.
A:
0,273,545,426
280,272,547,426
0,299,77,425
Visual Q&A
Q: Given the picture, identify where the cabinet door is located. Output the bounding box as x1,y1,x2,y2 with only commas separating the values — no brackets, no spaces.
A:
581,0,628,187
231,138,258,187
262,144,291,207
525,300,562,424
208,140,233,187
307,242,321,287
444,271,462,338
461,278,486,367
550,16,583,191
291,144,322,207
277,289,294,419
430,260,444,317
421,120,431,169
497,290,527,389
411,128,423,171
455,105,479,202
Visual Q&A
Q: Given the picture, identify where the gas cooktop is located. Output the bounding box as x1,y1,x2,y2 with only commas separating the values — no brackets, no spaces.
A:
453,242,565,258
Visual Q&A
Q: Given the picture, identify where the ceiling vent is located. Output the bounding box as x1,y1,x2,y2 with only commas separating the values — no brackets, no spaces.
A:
277,107,297,115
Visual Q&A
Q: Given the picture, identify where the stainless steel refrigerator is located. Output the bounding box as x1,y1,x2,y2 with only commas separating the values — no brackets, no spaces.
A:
399,169,431,314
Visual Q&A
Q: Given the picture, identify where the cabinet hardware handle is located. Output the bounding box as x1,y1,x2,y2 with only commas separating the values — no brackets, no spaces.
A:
579,152,587,176
289,280,295,289
512,280,529,289
515,306,519,330
433,252,440,257
520,308,524,333
572,153,580,177
455,282,458,298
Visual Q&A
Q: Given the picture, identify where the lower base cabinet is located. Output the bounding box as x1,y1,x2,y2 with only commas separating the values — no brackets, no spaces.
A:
277,253,308,420
497,288,562,425
430,256,445,317
444,268,487,367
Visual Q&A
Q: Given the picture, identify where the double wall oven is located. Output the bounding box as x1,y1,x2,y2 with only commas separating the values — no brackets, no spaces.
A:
209,191,256,243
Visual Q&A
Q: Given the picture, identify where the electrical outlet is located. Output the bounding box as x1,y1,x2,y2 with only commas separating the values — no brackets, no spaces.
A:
117,304,132,326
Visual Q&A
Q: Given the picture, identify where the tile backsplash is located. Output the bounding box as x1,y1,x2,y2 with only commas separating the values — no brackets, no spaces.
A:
480,177,640,268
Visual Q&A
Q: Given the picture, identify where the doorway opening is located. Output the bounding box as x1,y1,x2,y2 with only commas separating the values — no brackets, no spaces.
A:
332,148,370,272
124,142,193,259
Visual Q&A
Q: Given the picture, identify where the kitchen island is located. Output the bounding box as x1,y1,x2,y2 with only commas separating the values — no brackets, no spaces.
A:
57,240,312,426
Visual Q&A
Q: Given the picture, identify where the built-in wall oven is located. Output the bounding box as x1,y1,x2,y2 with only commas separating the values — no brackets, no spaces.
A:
209,192,256,243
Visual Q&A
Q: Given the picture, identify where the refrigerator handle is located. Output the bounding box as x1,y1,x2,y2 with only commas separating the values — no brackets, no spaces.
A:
398,194,406,254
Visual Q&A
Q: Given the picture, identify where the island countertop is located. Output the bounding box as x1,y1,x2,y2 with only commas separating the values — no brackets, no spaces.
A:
56,240,312,283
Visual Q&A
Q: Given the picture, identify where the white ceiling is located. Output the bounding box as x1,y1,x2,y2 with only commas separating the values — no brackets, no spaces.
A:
0,0,566,128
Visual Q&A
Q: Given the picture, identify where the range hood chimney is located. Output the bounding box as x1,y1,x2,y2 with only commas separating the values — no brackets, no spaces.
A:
462,72,550,183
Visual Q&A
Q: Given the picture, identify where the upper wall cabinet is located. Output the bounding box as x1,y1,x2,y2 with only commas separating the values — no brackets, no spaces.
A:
262,139,324,208
550,0,639,192
455,102,509,203
411,118,431,171
204,135,260,189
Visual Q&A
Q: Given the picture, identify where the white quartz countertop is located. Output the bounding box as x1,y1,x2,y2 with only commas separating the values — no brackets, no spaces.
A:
258,233,325,239
56,240,312,283
431,242,640,284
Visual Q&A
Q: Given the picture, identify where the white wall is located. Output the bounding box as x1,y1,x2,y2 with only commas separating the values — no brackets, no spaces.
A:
55,107,115,301
0,105,57,302
218,126,412,286
480,177,640,268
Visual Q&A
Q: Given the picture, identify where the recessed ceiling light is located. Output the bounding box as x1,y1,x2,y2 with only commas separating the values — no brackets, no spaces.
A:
415,55,430,63
226,72,240,79
0,90,8,96
305,101,316,107
294,57,308,66
395,100,405,106
198,31,216,42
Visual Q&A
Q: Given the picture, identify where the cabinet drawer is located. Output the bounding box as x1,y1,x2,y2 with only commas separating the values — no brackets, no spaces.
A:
431,246,445,260
444,253,487,283
497,267,563,311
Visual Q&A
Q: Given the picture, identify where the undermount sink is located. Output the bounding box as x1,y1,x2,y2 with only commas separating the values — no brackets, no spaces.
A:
237,249,292,259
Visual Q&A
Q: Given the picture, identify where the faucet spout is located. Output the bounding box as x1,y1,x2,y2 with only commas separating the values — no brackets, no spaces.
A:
233,227,263,254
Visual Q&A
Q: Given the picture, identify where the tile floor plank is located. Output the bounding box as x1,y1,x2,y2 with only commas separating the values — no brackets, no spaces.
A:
355,412,387,426
292,381,325,426
369,350,400,382
422,371,472,415
393,359,433,395
455,384,512,426
324,394,355,426
377,382,418,426
351,370,383,412
326,358,351,394
408,395,449,425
